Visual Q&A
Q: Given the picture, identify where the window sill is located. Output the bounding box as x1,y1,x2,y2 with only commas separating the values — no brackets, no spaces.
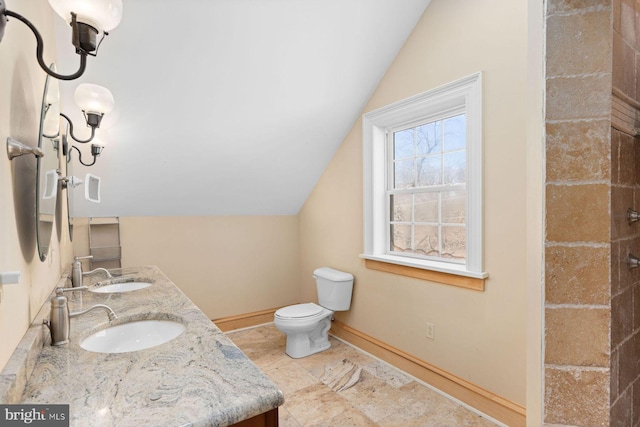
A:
360,254,488,291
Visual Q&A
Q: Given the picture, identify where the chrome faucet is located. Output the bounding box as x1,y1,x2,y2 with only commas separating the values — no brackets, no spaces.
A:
46,287,117,346
84,268,113,279
70,255,92,287
70,255,112,287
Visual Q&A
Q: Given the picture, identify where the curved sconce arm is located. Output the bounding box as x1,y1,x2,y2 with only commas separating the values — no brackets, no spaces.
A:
68,144,103,167
6,137,44,160
60,113,96,143
1,7,88,81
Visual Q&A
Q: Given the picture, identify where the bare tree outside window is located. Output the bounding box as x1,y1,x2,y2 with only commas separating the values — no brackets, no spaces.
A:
389,114,467,263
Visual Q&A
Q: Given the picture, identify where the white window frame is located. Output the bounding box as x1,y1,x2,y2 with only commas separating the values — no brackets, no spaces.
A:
361,72,487,279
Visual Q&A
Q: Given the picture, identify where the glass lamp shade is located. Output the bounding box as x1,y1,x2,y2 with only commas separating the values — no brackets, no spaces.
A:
42,113,60,137
74,83,115,115
48,0,123,32
45,87,60,105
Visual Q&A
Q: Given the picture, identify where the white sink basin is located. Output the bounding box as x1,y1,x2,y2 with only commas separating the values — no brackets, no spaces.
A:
90,281,152,293
80,320,185,353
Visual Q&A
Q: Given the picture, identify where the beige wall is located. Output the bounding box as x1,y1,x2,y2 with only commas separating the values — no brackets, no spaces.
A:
299,0,528,406
0,0,73,372
0,0,544,415
525,0,545,423
73,216,301,319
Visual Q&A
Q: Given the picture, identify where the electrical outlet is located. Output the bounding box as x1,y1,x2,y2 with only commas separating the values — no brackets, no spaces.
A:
426,322,435,340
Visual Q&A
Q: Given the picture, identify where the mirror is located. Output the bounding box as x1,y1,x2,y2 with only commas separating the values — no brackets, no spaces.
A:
36,64,61,261
64,126,74,241
64,171,100,239
85,173,101,203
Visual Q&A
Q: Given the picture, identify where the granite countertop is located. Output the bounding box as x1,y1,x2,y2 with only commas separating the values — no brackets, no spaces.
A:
0,266,284,426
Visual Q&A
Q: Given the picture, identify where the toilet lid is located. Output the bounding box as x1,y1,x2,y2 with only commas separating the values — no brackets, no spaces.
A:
275,303,323,319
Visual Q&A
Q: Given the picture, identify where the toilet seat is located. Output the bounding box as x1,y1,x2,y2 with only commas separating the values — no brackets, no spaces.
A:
275,303,324,319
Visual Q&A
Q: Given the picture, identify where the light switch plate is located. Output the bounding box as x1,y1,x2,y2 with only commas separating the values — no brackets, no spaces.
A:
0,271,20,285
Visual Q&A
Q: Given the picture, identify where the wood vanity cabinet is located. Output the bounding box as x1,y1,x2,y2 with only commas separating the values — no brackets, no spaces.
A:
231,408,278,427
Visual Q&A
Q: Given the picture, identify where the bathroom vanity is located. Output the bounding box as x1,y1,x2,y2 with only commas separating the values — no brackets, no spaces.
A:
0,266,283,426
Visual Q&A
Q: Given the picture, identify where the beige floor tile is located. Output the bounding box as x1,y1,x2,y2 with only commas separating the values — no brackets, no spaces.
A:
447,406,498,427
296,338,371,379
262,357,319,396
256,323,288,343
339,371,417,422
322,406,378,427
285,383,361,425
378,411,482,427
278,406,302,427
227,324,499,427
397,381,460,415
227,329,283,369
377,382,496,426
361,359,414,389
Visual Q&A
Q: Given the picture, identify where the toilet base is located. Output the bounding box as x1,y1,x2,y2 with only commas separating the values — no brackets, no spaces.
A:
281,316,332,359
286,335,331,359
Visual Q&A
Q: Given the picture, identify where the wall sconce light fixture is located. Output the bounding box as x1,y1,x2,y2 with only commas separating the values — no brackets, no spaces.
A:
62,83,114,143
0,0,123,80
62,83,113,167
68,143,103,166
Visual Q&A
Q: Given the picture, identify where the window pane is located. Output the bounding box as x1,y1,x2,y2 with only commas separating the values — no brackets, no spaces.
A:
441,226,466,261
394,129,414,159
387,110,471,265
390,224,412,253
391,194,412,222
394,158,414,189
443,114,465,151
416,121,442,155
416,156,441,187
443,151,465,185
441,190,466,223
414,225,439,257
414,192,438,222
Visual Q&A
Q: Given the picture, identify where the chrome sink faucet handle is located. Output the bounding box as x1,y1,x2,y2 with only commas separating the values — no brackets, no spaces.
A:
45,287,117,346
71,255,93,287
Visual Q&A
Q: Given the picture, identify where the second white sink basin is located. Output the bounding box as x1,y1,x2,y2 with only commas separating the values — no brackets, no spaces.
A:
90,281,152,293
80,320,185,353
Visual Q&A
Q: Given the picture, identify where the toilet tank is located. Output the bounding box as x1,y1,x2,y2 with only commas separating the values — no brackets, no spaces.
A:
314,267,354,311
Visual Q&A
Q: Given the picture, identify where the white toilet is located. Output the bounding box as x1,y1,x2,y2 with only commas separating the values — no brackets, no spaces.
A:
274,267,354,358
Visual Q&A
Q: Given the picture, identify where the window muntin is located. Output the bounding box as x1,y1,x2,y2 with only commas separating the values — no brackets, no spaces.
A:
388,114,467,264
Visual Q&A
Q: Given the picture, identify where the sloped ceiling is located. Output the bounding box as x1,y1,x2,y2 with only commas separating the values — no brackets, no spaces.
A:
55,0,431,217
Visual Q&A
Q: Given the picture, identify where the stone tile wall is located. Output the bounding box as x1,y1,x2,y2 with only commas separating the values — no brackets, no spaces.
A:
545,0,640,425
544,1,613,425
610,0,640,425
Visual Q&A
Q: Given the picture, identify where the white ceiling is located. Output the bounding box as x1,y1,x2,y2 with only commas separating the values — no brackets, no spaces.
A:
55,0,431,217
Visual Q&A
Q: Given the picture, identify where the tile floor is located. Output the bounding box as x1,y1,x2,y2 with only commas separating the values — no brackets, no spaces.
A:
226,324,500,427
